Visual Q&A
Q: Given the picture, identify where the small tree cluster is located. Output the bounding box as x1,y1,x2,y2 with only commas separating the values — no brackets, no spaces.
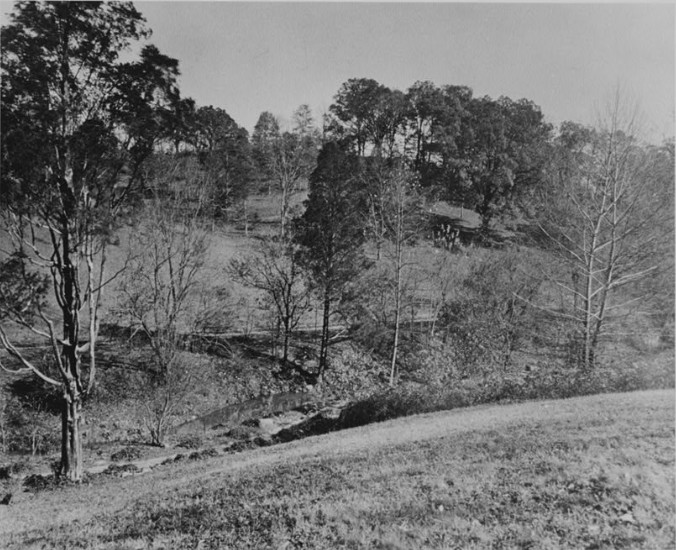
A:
229,237,311,365
326,78,552,232
252,105,320,237
116,163,226,446
439,247,543,374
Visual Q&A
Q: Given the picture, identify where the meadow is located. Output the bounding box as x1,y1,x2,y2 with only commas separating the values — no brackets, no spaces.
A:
1,389,673,549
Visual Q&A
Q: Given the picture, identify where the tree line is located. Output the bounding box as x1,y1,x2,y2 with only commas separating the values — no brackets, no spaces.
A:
1,2,673,480
154,77,553,238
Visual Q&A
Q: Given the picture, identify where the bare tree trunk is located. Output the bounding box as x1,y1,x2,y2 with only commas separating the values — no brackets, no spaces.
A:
280,183,288,238
243,199,249,237
85,236,106,393
58,223,85,480
389,225,403,386
582,257,595,369
389,290,401,386
61,379,83,481
318,287,331,386
389,186,409,386
282,327,290,363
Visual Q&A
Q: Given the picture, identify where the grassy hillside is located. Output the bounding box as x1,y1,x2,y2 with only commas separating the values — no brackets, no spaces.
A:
1,184,672,463
0,187,309,341
2,389,673,549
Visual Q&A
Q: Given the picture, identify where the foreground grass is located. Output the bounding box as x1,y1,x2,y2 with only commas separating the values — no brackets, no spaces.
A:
6,390,675,549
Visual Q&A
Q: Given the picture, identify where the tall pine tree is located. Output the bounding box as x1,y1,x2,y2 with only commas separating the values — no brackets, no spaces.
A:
294,143,370,383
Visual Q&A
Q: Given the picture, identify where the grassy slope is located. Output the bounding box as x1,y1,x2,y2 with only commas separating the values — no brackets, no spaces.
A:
0,188,304,342
2,389,673,549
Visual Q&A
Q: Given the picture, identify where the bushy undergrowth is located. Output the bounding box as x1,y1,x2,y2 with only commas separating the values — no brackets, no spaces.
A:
340,351,675,430
0,337,374,459
110,446,144,462
1,328,671,462
0,382,60,456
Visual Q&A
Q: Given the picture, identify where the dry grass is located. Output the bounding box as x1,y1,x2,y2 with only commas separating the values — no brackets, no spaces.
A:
2,389,673,549
0,188,298,341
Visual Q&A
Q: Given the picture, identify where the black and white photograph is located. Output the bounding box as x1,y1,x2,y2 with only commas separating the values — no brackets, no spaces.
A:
0,1,674,548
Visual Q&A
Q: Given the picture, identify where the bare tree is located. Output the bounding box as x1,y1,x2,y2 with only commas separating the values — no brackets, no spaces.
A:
440,247,543,371
535,94,674,368
116,182,217,446
253,106,319,237
229,237,311,364
378,164,426,385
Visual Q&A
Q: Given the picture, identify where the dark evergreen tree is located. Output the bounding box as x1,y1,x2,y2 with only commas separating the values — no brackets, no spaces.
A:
192,105,253,219
294,143,370,383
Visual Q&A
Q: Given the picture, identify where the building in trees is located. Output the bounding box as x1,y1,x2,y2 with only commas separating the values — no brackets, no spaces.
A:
326,77,552,239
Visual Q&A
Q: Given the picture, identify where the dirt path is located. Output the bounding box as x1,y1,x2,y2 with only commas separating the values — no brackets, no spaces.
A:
1,389,673,537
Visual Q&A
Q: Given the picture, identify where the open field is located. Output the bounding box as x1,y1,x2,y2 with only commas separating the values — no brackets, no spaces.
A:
1,389,673,549
0,187,325,343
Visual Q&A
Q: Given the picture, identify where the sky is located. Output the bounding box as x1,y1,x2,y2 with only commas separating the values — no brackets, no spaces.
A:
1,2,674,143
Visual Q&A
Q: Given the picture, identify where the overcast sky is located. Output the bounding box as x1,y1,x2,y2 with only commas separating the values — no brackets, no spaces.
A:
2,2,674,143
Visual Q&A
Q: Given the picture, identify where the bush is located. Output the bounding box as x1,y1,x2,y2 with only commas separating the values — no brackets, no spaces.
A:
273,413,336,443
227,425,259,441
0,460,28,480
479,354,675,403
436,247,546,372
339,384,474,430
1,392,60,456
339,351,675,430
176,434,203,449
100,463,141,477
111,446,143,462
21,472,75,492
188,448,219,461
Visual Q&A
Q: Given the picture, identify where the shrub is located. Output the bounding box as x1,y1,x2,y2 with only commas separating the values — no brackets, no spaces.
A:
111,446,143,462
273,413,336,443
227,425,259,441
1,392,60,456
339,351,675,430
101,463,141,477
0,460,27,480
188,448,219,461
436,247,545,372
21,473,74,492
176,434,203,449
339,384,473,430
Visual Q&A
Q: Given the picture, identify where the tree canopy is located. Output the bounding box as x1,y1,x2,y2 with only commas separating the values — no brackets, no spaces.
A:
191,105,253,217
0,0,182,480
323,77,552,233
